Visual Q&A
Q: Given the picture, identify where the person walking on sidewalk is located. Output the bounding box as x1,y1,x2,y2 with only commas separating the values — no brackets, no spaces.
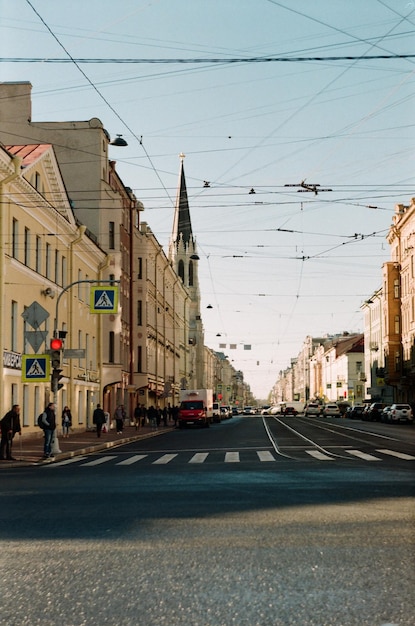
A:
114,404,126,434
93,404,106,438
39,402,56,459
61,406,72,438
133,404,142,430
0,404,22,460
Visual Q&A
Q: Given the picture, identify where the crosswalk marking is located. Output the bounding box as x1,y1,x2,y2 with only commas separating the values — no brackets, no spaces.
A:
152,453,177,464
257,451,276,462
225,451,240,462
346,450,381,461
189,452,209,463
376,449,415,461
81,455,117,466
46,456,88,467
43,447,415,468
117,454,148,465
306,450,334,460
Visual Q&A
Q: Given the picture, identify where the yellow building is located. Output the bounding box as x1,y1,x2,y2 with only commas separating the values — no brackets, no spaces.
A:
0,144,107,433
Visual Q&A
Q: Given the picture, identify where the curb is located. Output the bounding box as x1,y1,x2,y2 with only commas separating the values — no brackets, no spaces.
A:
2,427,175,468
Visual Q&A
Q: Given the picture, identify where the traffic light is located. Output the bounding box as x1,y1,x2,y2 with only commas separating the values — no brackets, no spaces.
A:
50,337,63,369
51,367,64,392
50,337,64,392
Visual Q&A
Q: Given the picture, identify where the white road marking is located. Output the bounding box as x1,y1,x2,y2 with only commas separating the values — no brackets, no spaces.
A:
346,450,381,461
257,451,276,462
81,456,117,466
152,453,177,464
225,451,240,462
376,449,415,460
45,456,87,466
189,452,209,463
306,450,334,460
117,454,148,465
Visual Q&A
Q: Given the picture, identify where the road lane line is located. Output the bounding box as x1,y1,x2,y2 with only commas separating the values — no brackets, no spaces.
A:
117,455,148,465
306,450,334,460
152,453,177,464
257,451,276,462
225,452,240,462
81,456,117,466
189,452,209,463
346,450,381,461
376,449,415,460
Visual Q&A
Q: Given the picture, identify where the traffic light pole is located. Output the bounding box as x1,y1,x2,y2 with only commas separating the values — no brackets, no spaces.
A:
51,279,119,454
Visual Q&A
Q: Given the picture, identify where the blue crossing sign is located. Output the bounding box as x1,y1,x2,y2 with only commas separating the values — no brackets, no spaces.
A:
22,354,50,382
90,286,118,313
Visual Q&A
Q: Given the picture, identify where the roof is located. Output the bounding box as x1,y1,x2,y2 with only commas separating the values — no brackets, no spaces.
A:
6,144,53,167
171,156,193,247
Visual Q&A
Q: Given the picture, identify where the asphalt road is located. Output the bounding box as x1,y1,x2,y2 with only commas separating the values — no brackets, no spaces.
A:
1,416,414,626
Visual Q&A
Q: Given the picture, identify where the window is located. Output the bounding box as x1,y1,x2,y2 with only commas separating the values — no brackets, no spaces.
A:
137,257,142,279
137,300,142,326
178,259,184,282
137,346,142,373
109,221,115,249
61,256,67,287
109,331,115,363
45,243,51,279
394,315,400,334
189,260,194,286
24,227,30,266
11,301,18,351
394,279,400,299
55,249,60,285
12,218,18,259
36,236,42,273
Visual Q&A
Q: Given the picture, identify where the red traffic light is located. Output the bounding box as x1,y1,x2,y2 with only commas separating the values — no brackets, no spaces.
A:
50,338,63,350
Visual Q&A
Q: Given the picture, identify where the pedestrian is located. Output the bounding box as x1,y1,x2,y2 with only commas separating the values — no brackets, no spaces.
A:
168,403,174,423
141,405,147,427
61,405,72,438
156,406,162,428
114,404,126,434
173,405,179,428
148,405,157,429
39,402,56,459
162,406,168,427
92,404,106,438
133,404,142,430
0,404,22,461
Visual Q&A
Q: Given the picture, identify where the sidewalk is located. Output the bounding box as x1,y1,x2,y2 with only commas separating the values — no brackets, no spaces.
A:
0,423,175,468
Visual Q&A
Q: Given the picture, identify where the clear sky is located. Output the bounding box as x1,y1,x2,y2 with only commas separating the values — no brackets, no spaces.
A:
1,0,414,399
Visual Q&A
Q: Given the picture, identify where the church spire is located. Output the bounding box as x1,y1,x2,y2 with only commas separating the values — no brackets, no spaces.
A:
171,153,194,250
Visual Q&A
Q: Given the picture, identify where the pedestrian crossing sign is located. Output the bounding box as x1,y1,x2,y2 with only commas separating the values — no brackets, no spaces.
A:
90,286,118,313
22,354,50,382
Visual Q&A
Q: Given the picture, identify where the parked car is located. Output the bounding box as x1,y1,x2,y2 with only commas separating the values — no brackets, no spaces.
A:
305,402,321,417
243,406,256,415
364,402,385,421
380,406,392,422
270,405,283,415
322,404,341,417
346,405,365,419
220,405,231,419
282,405,298,416
389,403,413,424
231,407,239,416
260,406,271,415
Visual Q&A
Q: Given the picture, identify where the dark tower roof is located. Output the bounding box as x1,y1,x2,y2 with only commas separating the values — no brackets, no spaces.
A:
171,153,193,248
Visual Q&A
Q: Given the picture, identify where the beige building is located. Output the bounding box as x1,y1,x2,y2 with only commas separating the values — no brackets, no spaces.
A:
385,198,415,400
0,143,106,432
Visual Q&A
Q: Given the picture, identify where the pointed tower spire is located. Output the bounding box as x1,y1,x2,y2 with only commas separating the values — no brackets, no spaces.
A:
171,153,194,250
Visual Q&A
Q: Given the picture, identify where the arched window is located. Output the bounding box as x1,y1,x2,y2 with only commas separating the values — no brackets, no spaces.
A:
178,260,185,282
189,260,194,286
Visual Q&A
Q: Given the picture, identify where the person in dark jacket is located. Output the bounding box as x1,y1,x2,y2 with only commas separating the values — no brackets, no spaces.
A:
61,406,72,438
0,404,22,460
39,402,56,459
93,404,106,438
